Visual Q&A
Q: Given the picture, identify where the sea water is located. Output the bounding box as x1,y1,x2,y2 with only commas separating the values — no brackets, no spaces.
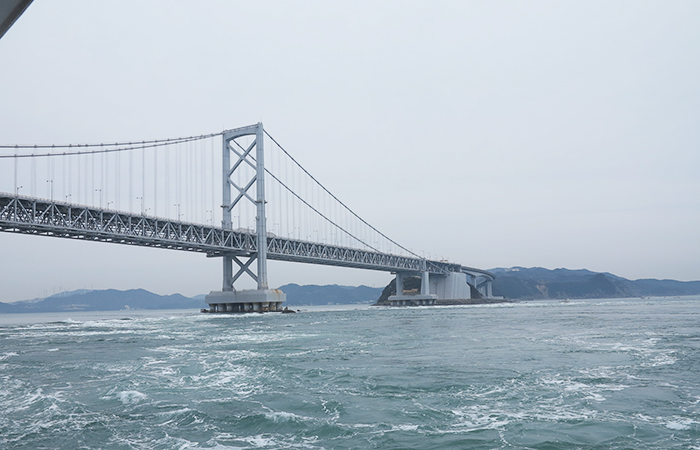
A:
1,297,699,449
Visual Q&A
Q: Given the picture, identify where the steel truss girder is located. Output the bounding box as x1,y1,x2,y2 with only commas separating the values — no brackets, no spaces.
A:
0,193,495,281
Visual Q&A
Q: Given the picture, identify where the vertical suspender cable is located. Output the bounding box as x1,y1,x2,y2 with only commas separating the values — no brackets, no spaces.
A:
211,137,216,226
13,154,17,195
154,145,158,216
129,150,133,213
61,153,65,200
199,139,203,224
102,147,107,206
176,142,180,220
30,154,35,197
77,153,81,204
91,151,95,206
141,145,145,214
165,142,170,219
116,149,120,209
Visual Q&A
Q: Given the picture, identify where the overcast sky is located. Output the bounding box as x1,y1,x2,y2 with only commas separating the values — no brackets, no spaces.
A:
1,1,698,302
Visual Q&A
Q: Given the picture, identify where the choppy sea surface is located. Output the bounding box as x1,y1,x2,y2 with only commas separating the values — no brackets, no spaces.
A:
1,296,699,449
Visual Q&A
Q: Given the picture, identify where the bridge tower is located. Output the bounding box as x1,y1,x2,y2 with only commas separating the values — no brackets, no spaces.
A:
205,123,286,313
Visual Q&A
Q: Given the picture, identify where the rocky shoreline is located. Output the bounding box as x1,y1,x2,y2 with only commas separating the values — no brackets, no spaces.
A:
432,298,513,306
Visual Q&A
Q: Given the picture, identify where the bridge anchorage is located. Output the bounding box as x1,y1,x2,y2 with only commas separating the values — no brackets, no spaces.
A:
0,122,494,312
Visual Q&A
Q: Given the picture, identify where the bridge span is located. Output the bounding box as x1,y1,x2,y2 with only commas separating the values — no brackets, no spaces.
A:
0,123,494,311
0,193,494,292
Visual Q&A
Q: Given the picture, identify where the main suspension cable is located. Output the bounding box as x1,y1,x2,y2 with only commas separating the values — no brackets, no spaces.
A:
0,133,223,158
264,167,380,253
0,132,222,149
264,130,421,259
229,136,380,252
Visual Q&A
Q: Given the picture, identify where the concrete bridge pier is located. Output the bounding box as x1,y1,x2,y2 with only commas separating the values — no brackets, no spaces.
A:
433,272,472,300
205,289,285,313
476,279,493,298
396,271,405,296
388,270,438,306
386,268,496,307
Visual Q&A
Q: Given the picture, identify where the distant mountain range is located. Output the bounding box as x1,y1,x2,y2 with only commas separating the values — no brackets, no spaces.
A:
2,268,698,313
0,284,383,313
0,289,205,313
490,267,700,299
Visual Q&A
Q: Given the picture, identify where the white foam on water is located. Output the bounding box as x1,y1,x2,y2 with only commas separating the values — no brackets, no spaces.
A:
264,410,310,423
663,417,697,431
450,406,511,431
157,366,178,377
585,393,606,402
643,351,677,367
232,431,323,449
121,432,201,450
242,435,277,447
563,381,589,391
571,334,680,371
182,366,266,399
666,422,689,430
0,352,18,361
95,362,140,373
155,407,194,417
136,356,180,378
208,367,250,384
205,444,247,450
453,376,603,425
140,356,168,366
209,331,318,344
597,383,628,391
46,348,60,352
151,346,193,357
61,329,145,337
531,408,597,422
577,366,619,379
0,376,23,399
10,388,52,412
211,349,264,361
539,372,631,406
52,318,84,324
471,385,510,398
117,390,148,405
388,424,419,432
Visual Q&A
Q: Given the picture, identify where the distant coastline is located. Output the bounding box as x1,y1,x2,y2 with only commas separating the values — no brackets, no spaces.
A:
2,267,699,314
490,267,700,300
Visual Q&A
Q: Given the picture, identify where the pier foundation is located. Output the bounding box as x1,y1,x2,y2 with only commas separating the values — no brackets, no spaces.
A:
204,289,286,313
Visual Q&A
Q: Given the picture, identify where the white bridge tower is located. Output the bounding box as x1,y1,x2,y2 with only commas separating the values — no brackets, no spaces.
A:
204,123,286,313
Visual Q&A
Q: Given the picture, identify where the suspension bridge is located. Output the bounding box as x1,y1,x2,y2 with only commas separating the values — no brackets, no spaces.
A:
0,123,494,311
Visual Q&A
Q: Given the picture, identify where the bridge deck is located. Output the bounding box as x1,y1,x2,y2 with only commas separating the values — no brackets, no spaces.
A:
0,194,493,280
